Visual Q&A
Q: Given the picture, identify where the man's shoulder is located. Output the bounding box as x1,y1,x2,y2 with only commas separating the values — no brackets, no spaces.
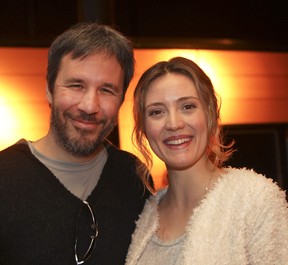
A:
0,139,30,155
0,140,33,169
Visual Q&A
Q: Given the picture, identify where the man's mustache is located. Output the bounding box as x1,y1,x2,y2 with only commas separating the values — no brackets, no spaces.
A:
65,111,105,124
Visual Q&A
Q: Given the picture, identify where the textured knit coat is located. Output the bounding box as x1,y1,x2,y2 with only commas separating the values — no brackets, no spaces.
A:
125,168,288,265
0,140,150,265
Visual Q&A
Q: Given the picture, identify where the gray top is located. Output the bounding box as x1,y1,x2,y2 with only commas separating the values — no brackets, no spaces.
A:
28,141,107,200
137,233,186,265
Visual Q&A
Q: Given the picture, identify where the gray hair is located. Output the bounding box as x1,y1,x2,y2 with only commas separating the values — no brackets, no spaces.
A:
46,22,134,100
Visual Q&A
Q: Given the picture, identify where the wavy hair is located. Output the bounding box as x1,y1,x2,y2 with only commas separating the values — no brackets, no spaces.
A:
133,57,234,192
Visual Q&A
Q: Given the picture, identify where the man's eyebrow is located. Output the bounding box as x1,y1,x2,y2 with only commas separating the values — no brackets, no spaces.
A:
102,82,116,88
64,78,84,83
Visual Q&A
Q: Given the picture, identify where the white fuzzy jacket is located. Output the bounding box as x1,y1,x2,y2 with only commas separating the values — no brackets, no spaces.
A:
125,168,288,265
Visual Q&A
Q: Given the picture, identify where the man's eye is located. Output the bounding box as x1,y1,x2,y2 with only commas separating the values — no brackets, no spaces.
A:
67,84,83,89
99,87,114,94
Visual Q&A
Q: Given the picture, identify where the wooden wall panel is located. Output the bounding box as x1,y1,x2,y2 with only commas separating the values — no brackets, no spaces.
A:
0,76,47,101
196,50,288,124
0,48,49,150
0,48,47,74
197,51,288,75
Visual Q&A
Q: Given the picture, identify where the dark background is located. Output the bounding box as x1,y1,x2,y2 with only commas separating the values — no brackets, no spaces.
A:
223,124,288,192
0,0,287,51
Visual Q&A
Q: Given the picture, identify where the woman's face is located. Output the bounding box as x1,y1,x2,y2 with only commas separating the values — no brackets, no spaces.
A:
144,73,209,171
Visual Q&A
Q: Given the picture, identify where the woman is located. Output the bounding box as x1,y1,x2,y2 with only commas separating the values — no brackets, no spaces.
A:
125,57,288,264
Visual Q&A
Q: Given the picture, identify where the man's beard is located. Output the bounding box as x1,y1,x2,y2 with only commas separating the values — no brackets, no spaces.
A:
50,106,116,157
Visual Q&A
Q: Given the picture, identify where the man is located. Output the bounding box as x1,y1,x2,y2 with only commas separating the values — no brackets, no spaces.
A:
0,22,151,265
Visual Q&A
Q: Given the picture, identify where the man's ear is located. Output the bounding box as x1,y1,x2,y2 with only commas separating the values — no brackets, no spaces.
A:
46,86,53,108
46,86,52,106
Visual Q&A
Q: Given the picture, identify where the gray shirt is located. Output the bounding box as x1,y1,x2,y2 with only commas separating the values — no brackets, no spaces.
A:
28,141,107,200
137,233,186,265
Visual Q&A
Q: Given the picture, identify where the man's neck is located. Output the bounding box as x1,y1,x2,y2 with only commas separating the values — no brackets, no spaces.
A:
31,130,103,163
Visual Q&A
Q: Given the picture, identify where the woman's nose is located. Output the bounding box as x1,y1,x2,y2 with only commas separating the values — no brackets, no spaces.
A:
77,90,100,115
165,111,185,130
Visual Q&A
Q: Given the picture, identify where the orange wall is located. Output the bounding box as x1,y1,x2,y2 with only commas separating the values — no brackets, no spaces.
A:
0,48,49,150
1,48,288,188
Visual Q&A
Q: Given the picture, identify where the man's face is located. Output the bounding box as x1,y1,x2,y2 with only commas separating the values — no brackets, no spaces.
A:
48,52,124,157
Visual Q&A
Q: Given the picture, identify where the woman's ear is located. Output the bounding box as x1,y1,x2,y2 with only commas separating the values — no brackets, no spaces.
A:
46,86,52,106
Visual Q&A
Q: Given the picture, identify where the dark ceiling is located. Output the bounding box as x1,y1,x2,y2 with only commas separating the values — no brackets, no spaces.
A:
0,0,287,51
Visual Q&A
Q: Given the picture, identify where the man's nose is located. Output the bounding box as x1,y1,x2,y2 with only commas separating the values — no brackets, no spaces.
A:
77,90,100,115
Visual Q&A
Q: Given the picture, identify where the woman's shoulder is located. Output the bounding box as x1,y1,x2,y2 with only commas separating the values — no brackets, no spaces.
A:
219,167,286,203
133,190,165,231
223,167,278,187
139,188,168,219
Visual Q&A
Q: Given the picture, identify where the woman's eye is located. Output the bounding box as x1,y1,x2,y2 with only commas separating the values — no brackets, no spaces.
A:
148,109,163,116
182,104,196,110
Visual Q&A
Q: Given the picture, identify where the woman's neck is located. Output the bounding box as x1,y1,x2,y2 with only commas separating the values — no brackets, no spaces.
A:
156,165,222,241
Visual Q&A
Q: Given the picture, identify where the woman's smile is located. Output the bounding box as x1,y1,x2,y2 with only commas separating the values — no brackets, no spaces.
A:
163,135,193,147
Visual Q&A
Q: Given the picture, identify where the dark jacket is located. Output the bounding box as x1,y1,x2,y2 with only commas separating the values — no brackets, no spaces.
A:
0,141,151,265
